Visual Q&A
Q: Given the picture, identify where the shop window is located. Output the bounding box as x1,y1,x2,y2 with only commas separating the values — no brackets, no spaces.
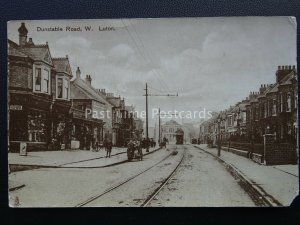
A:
287,123,292,135
27,109,47,142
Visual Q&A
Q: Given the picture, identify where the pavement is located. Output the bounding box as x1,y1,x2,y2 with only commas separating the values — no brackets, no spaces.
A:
8,144,299,206
8,146,160,191
195,144,299,206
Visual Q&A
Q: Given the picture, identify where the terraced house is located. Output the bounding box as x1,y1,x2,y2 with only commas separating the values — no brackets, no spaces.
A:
8,23,73,151
8,22,143,152
199,65,298,165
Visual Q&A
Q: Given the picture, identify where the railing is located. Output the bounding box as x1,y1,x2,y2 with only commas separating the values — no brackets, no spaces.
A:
221,141,264,155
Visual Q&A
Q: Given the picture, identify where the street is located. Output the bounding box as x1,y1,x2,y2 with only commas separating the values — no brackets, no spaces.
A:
9,145,256,207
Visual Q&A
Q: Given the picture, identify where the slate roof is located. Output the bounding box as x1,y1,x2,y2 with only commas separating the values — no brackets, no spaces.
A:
9,44,31,58
107,97,122,107
52,57,73,77
8,39,53,66
71,78,113,107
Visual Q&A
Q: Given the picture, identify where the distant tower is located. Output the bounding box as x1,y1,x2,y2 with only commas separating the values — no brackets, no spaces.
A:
18,22,28,46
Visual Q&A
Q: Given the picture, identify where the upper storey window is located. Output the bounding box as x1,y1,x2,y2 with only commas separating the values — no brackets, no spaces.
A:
33,65,50,95
56,76,70,100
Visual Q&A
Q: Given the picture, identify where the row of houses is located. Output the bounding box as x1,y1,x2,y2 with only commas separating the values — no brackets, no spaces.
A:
8,22,143,152
199,65,298,164
199,65,299,165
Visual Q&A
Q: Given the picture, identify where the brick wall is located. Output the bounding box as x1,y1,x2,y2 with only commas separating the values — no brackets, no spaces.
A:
9,59,33,89
264,134,298,165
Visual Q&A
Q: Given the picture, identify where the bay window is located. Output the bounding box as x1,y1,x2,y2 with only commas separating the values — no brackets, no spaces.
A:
287,93,291,112
56,76,70,100
33,65,51,94
57,78,63,98
34,68,41,91
43,69,49,93
279,93,283,112
64,80,69,99
272,99,277,116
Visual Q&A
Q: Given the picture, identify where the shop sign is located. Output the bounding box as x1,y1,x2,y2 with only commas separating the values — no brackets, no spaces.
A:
10,105,23,111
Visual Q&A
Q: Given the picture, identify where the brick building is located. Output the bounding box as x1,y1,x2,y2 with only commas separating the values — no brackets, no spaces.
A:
199,65,298,164
70,68,106,150
8,23,73,151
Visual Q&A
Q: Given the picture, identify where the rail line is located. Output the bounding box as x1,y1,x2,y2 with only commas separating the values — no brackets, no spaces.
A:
75,146,180,207
141,146,187,207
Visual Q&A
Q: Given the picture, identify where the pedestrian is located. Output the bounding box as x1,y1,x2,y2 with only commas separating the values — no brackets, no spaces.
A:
105,139,112,158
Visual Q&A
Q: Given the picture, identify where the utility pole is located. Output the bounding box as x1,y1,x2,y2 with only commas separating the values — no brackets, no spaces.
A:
145,83,149,152
159,107,161,143
143,83,178,151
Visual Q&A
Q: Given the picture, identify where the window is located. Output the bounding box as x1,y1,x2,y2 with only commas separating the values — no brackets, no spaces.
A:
27,109,47,142
242,112,246,123
43,69,49,93
57,78,63,98
279,93,283,112
56,77,70,100
33,66,51,94
287,93,291,112
264,102,267,118
287,123,292,135
35,68,41,91
64,79,69,99
272,99,277,116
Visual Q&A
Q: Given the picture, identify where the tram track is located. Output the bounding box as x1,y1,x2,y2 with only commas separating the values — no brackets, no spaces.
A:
75,146,182,207
141,146,186,207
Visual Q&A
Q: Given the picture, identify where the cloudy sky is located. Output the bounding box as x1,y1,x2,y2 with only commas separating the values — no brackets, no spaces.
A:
8,17,296,126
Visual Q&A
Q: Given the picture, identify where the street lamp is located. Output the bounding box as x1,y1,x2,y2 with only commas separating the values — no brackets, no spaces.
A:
217,114,222,157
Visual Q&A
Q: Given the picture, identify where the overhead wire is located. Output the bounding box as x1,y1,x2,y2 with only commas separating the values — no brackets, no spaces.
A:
127,19,170,93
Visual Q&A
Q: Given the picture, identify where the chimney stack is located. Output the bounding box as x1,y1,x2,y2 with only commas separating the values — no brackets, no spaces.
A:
18,22,28,46
27,37,34,46
76,67,81,79
85,75,92,85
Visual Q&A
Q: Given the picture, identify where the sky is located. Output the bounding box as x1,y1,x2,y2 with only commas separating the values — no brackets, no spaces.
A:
8,17,297,126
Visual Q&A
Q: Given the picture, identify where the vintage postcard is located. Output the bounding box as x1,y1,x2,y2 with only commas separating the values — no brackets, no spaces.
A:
7,17,298,207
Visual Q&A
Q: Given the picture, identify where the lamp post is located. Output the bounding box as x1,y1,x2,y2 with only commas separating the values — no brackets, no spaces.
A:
217,114,221,157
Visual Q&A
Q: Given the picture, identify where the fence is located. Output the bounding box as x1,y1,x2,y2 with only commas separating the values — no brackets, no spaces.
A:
221,141,264,155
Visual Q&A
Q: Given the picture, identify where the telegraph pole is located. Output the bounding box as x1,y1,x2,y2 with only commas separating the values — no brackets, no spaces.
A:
145,83,149,152
158,107,161,143
144,83,178,151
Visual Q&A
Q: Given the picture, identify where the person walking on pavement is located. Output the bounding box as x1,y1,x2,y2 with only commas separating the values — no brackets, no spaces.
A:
104,138,112,158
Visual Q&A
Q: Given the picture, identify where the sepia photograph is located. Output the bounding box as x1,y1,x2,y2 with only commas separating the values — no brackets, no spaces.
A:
7,17,298,207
